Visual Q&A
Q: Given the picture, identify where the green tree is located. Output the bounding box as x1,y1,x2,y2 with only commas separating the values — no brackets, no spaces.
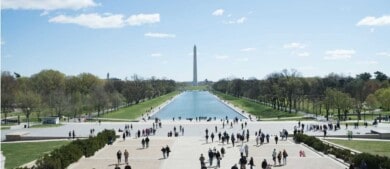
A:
16,90,41,127
1,71,18,124
375,88,390,110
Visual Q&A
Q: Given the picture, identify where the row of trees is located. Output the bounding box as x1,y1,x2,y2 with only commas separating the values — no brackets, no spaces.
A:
213,69,390,120
1,70,176,126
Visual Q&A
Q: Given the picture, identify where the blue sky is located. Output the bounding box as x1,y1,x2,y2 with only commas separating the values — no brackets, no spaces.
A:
1,0,390,81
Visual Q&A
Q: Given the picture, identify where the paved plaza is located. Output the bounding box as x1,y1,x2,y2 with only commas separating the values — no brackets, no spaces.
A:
4,120,390,169
69,136,347,169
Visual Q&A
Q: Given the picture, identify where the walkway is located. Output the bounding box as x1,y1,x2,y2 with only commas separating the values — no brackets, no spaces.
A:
69,136,347,169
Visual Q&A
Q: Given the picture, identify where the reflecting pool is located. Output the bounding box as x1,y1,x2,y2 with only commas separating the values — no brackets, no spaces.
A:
151,91,246,119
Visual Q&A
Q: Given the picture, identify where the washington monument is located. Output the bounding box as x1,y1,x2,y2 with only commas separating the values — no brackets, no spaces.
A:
193,45,198,86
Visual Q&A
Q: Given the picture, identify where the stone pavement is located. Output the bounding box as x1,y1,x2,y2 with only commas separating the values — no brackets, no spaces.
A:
69,135,347,169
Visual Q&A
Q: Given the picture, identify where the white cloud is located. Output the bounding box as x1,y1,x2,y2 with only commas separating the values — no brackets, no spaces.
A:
297,52,310,57
212,9,224,16
144,32,176,38
237,17,247,24
240,48,256,52
126,13,160,26
324,49,355,60
357,15,390,26
49,13,160,29
151,53,162,57
376,52,390,57
49,13,125,29
224,17,247,24
40,11,49,16
283,42,306,49
2,0,97,10
356,60,378,65
215,55,229,60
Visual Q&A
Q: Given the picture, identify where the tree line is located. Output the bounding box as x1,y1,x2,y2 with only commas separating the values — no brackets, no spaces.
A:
1,70,176,126
213,69,390,121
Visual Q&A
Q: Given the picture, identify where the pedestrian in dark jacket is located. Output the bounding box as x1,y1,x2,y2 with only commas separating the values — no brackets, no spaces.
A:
261,159,268,169
249,157,255,169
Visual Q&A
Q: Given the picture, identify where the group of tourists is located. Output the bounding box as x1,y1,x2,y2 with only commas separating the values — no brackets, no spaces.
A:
161,145,171,159
68,130,76,139
115,149,131,169
141,137,150,148
271,148,288,166
199,146,226,168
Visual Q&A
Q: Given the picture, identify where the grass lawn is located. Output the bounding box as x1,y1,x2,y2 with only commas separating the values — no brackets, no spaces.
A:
30,123,63,128
326,139,390,158
1,140,70,169
101,91,180,120
213,91,299,119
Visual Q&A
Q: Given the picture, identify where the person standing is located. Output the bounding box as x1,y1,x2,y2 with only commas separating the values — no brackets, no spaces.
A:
206,134,209,143
282,149,288,165
72,130,75,139
211,133,215,143
117,150,122,164
122,132,126,141
272,149,277,166
124,149,129,163
249,157,255,169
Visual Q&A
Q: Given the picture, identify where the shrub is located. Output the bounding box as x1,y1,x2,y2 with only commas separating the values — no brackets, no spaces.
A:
32,129,116,169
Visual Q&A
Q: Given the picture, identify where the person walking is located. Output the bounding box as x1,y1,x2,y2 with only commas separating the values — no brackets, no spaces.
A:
145,137,150,148
211,133,215,142
282,149,288,165
244,144,249,157
272,149,277,166
124,149,129,163
124,163,131,169
231,164,239,169
277,151,282,166
165,145,171,158
206,134,209,143
239,156,247,169
221,147,225,157
274,135,278,144
161,146,166,159
141,138,145,149
261,159,268,169
216,150,221,168
240,145,245,157
122,132,126,141
116,150,122,164
199,154,205,166
249,157,255,169
208,148,214,166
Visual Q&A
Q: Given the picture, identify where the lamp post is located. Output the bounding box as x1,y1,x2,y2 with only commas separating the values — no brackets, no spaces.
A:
27,107,30,128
